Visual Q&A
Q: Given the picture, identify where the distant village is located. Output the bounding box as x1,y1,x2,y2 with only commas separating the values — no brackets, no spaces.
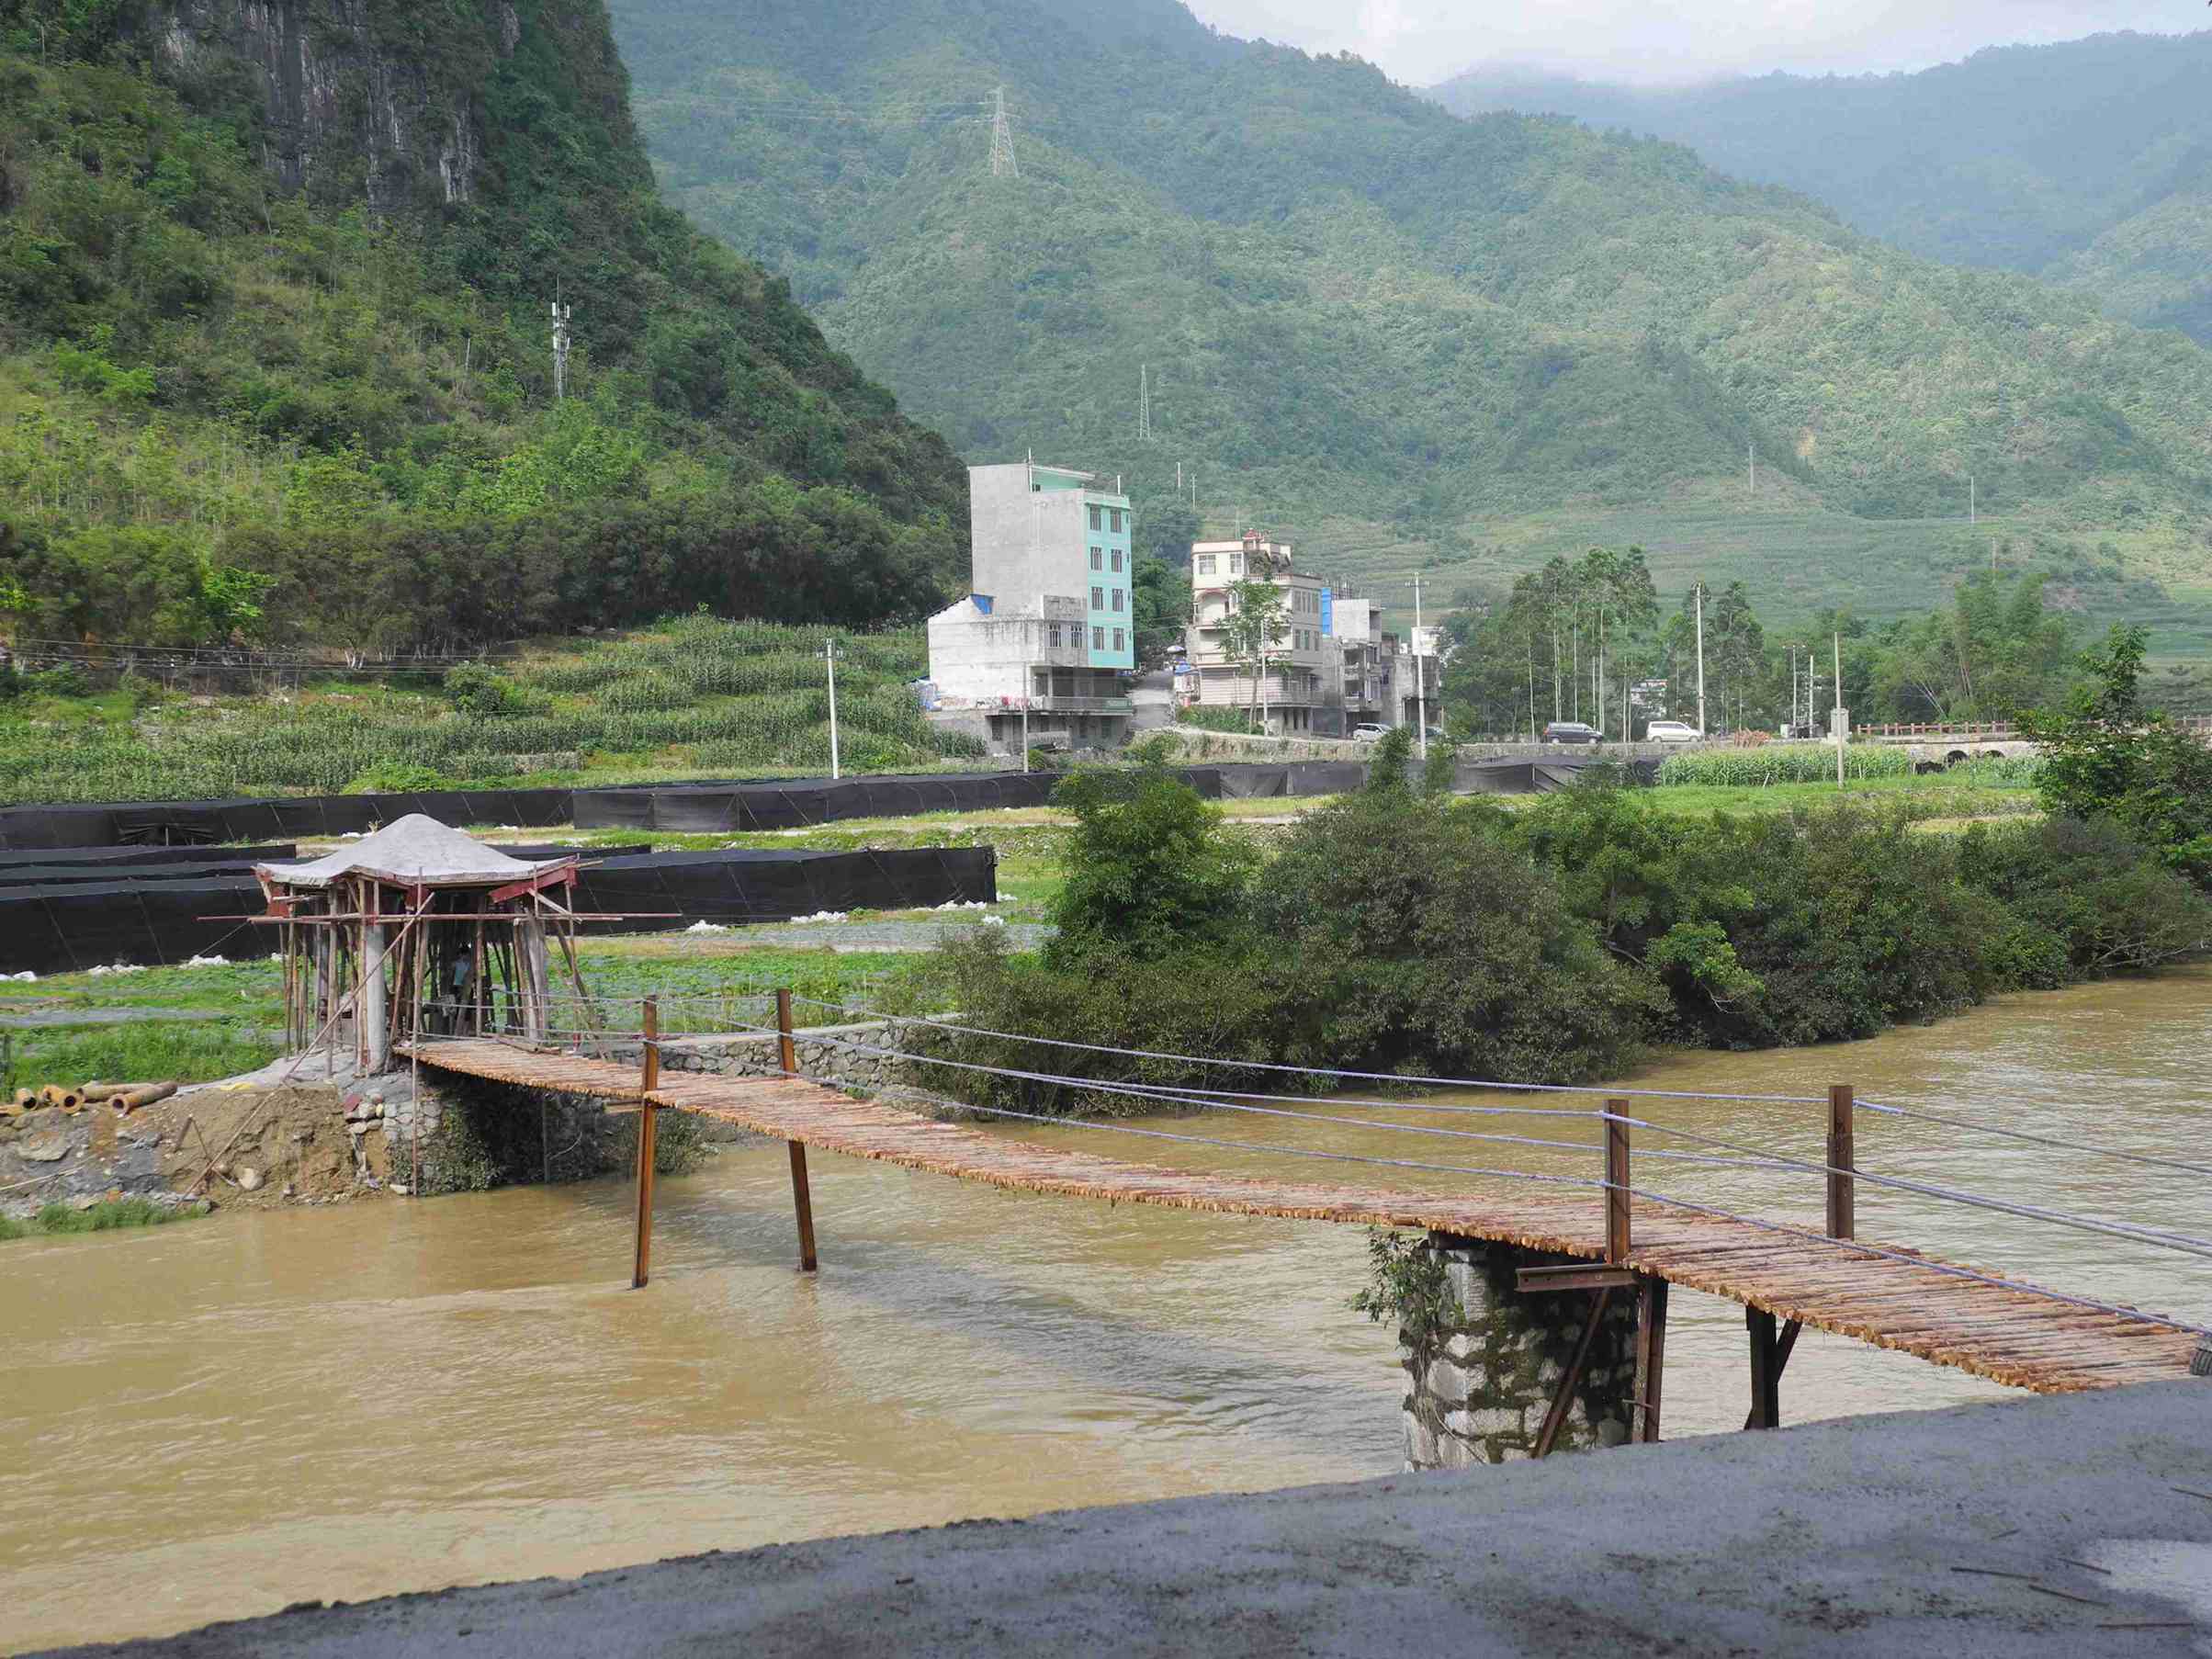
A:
923,458,1440,754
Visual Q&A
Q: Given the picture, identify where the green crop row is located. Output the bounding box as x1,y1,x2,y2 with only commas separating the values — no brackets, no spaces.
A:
1654,746,1917,786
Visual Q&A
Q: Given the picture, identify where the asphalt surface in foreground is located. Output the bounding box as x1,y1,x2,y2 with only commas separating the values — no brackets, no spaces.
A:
45,1382,2212,1657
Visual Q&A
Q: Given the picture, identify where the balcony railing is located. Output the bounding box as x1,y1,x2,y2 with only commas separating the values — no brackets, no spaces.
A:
1006,694,1134,714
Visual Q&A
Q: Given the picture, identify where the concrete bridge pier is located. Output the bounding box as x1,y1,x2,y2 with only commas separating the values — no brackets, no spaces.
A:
1402,1234,1649,1470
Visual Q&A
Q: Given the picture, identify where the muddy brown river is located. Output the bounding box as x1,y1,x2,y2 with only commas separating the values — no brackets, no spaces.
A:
6,971,2209,1652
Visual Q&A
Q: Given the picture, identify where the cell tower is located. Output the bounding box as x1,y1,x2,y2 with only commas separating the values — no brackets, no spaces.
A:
1139,364,1152,442
988,85,1019,178
550,299,572,402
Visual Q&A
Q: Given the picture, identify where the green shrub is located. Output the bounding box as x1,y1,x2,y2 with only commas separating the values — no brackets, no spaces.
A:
443,662,514,717
1176,705,1255,734
1959,817,2212,976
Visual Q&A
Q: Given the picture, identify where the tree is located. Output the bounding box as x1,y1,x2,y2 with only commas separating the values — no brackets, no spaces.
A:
1130,554,1191,667
1221,578,1288,728
1044,760,1258,965
2020,625,2212,885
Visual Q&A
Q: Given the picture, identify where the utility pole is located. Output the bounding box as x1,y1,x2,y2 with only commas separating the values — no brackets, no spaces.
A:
1749,443,1756,498
1139,365,1151,442
1833,631,1846,789
1694,581,1707,738
822,638,841,781
550,299,572,402
1969,475,1977,527
1414,572,1428,762
988,85,1019,178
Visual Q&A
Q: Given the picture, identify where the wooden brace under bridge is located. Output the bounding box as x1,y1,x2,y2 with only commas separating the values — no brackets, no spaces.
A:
401,998,2205,1447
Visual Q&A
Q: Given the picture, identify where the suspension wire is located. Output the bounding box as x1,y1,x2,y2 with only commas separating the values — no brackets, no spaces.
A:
705,1015,1615,1155
1856,1098,2212,1179
748,1017,2212,1260
794,995,2212,1180
1606,1112,2212,1262
1619,1184,2212,1338
780,1068,1608,1195
786,996,1834,1106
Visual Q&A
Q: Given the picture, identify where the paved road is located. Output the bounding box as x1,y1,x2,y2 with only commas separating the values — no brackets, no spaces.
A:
1129,667,1176,734
49,1382,2212,1656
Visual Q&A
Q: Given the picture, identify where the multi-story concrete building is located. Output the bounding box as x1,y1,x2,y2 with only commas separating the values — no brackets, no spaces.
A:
1183,533,1339,734
1327,592,1398,729
925,460,1135,753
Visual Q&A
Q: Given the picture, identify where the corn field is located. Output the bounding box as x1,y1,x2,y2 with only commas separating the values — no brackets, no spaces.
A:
1655,746,1917,786
0,619,985,803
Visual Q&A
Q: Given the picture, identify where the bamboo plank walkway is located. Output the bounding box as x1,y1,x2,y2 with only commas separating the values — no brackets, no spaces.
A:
405,1038,2201,1395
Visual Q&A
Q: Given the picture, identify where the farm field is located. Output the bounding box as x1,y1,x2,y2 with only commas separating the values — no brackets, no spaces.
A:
0,617,985,806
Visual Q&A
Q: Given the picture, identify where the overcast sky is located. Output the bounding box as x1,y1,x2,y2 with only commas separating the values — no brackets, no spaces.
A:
1182,1,2200,86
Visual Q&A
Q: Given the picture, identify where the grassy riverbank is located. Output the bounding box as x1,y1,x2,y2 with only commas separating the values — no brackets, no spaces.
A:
0,1198,210,1242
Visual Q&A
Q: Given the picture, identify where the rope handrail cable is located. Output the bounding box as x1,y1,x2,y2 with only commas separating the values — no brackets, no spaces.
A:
730,1016,2212,1261
1603,1112,2212,1262
1856,1097,2212,1179
785,995,1836,1106
791,995,2212,1179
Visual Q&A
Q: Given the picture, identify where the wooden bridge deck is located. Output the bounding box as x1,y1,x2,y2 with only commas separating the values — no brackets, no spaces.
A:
406,1039,2201,1396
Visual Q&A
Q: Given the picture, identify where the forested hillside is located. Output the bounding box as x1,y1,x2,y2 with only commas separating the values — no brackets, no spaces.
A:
1430,32,2212,344
610,0,2212,648
0,0,967,651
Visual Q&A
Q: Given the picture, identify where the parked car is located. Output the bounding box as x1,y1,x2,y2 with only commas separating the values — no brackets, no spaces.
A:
1541,721,1601,744
1644,720,1701,744
1350,723,1392,741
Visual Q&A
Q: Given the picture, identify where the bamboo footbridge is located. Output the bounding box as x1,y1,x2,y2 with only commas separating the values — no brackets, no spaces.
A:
401,1019,2207,1421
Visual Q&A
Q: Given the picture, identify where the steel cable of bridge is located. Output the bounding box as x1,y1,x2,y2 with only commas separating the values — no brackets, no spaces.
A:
703,1015,1619,1158
747,1047,2212,1338
784,997,1838,1107
1603,1112,2212,1263
717,1014,2212,1267
791,996,2212,1179
1854,1098,2212,1179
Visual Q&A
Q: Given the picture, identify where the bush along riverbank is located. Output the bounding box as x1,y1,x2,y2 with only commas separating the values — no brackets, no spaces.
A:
901,718,2212,1116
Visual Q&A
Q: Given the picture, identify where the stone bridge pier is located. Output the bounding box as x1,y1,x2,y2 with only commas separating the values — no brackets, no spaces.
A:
1401,1234,1648,1470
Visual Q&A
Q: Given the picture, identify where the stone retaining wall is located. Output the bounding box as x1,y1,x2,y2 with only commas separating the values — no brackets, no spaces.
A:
1404,1234,1641,1470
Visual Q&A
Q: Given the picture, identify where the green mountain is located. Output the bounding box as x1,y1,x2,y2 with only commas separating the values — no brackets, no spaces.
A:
1428,32,2212,344
0,0,966,652
609,0,2212,651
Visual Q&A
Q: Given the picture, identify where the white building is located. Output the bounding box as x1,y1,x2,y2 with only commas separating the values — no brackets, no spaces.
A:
926,459,1136,752
1183,533,1337,734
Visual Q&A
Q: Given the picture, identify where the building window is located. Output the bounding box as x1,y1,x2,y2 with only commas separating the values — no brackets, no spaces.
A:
1090,546,1102,570
1091,585,1104,610
1112,589,1124,613
1113,627,1125,652
1230,555,1244,576
1196,555,1214,576
1092,626,1104,650
1111,548,1123,573
1089,505,1102,531
1110,508,1124,533
1048,623,1063,649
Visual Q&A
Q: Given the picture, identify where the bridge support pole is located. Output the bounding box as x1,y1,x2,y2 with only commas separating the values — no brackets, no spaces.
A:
1633,1275,1668,1443
632,996,659,1290
1746,1307,1786,1429
777,989,818,1273
1827,1084,1855,1242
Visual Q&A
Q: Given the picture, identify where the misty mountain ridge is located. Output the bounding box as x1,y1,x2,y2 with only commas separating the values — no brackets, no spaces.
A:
1428,29,2212,344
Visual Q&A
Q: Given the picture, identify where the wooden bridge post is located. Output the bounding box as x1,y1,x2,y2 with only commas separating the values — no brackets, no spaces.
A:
1746,1308,1782,1429
632,996,659,1290
1827,1084,1855,1241
1633,1275,1668,1443
777,989,818,1273
1605,1103,1631,1264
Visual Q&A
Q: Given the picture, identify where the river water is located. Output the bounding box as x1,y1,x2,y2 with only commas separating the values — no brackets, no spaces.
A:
6,971,2209,1652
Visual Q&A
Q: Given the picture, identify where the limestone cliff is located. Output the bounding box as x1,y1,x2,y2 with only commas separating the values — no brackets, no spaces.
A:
134,0,649,220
